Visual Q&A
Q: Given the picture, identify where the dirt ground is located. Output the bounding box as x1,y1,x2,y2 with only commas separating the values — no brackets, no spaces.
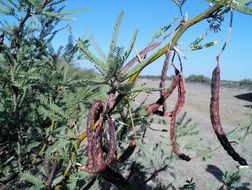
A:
135,79,252,189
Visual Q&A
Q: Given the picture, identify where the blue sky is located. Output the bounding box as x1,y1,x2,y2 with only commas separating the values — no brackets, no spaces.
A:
2,0,252,80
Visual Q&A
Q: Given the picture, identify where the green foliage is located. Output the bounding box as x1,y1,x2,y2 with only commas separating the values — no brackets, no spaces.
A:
77,11,137,86
20,171,46,190
0,0,100,189
220,168,250,189
207,0,252,15
179,178,196,190
189,32,218,51
239,78,252,86
172,0,187,8
149,16,179,45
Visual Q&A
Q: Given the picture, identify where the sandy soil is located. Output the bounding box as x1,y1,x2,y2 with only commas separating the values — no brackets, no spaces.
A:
135,79,252,189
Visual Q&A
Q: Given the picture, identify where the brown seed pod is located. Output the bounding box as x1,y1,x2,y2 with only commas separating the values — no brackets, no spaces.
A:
210,63,247,166
160,50,171,97
84,116,117,173
159,49,172,113
169,71,190,161
80,100,103,173
104,117,116,166
93,120,105,169
120,42,161,75
118,139,136,162
147,73,180,116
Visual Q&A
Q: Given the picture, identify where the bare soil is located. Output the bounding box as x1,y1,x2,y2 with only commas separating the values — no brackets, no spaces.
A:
135,79,252,189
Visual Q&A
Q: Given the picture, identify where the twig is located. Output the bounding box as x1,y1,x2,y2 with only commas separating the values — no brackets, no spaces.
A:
216,10,233,64
139,165,168,188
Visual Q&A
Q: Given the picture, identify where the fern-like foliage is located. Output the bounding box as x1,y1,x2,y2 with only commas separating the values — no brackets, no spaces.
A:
0,1,101,189
207,0,252,15
172,0,187,8
20,171,46,189
77,11,138,86
179,178,196,190
189,32,218,51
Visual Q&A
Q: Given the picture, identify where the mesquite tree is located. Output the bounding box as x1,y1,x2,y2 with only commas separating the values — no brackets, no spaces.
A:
0,0,252,189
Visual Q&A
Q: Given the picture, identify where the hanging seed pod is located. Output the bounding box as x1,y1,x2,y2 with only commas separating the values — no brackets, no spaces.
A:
104,117,116,166
120,42,161,75
118,139,136,162
147,73,180,116
80,101,103,173
93,120,105,169
90,117,116,173
210,63,247,166
169,71,190,161
159,49,171,113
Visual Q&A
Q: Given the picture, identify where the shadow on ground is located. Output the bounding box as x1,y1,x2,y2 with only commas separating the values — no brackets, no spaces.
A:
235,93,252,108
235,93,252,102
205,164,250,190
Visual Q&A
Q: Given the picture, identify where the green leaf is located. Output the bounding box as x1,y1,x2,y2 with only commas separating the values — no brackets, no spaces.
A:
123,29,138,61
149,16,179,44
106,11,124,65
52,175,64,187
77,39,106,74
20,171,45,186
190,41,218,51
230,1,252,15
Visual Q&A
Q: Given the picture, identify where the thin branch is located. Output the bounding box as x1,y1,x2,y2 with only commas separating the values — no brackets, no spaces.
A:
139,165,168,188
216,9,233,64
124,4,223,83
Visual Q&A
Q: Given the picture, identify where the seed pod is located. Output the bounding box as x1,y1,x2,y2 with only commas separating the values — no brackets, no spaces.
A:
93,120,105,168
118,139,136,162
147,73,180,116
80,100,103,173
104,117,116,166
120,42,161,75
169,71,190,161
91,117,117,173
210,63,247,166
159,50,171,113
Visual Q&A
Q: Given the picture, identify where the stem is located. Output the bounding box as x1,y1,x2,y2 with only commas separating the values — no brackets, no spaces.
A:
125,4,223,83
13,3,31,49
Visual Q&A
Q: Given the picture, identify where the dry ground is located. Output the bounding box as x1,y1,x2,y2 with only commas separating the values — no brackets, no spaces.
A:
135,79,252,189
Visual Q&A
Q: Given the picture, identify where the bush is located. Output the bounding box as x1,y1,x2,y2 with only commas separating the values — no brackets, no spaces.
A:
239,79,252,86
186,74,210,83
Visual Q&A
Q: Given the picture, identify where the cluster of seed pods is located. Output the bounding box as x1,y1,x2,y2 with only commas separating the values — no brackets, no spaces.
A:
79,100,117,173
147,49,247,164
79,92,136,185
80,19,248,185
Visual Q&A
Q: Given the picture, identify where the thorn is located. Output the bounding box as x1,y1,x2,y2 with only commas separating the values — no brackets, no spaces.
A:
134,47,142,62
173,46,187,59
184,12,188,22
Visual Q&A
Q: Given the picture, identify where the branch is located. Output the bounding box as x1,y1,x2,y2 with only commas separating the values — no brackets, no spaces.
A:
125,4,223,83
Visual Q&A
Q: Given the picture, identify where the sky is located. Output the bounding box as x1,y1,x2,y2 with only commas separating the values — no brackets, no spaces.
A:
1,0,252,80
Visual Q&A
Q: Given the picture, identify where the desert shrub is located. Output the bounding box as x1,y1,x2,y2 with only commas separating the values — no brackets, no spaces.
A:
239,78,252,86
139,75,173,81
186,74,210,83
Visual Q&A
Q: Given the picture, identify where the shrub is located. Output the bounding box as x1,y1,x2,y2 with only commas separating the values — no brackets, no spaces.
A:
186,74,210,83
239,79,252,86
